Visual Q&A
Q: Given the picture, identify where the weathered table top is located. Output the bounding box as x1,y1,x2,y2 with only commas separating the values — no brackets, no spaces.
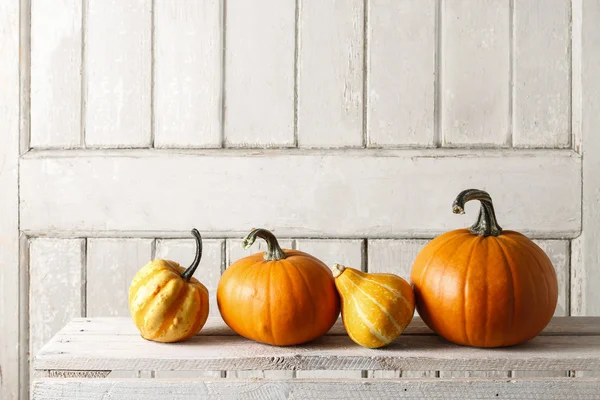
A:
34,316,600,373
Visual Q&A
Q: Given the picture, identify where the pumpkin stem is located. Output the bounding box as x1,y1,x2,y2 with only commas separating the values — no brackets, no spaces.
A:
242,228,287,261
452,189,503,237
332,263,346,278
181,229,203,281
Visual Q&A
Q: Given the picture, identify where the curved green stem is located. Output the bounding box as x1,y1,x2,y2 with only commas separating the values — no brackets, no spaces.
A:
181,229,203,280
452,189,503,237
242,228,287,261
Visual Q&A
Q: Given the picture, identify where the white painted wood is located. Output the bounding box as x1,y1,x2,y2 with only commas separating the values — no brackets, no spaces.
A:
297,0,363,148
20,150,581,238
513,0,571,148
0,1,19,397
572,0,600,316
224,0,295,148
296,370,363,379
295,239,364,271
154,0,222,148
367,0,435,147
533,240,569,316
31,378,600,400
34,318,600,372
30,0,82,148
367,239,429,279
512,370,569,378
155,239,223,316
441,0,510,147
575,371,600,377
29,239,85,370
155,370,223,379
86,239,153,317
571,0,582,153
368,371,400,378
226,370,293,379
438,371,509,378
226,238,294,267
85,0,152,148
59,316,600,337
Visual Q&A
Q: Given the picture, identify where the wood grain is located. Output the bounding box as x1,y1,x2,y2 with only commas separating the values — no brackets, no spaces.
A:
297,0,363,148
154,0,222,148
86,239,153,317
513,0,571,148
572,0,600,316
85,0,152,147
20,151,581,237
0,1,20,397
441,0,510,146
29,239,85,373
30,0,82,148
367,0,435,147
224,0,295,147
31,378,600,400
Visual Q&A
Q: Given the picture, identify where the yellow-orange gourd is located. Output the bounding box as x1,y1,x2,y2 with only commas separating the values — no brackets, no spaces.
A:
332,264,415,348
129,229,209,343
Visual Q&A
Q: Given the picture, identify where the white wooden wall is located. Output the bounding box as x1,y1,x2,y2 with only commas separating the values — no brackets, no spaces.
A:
1,0,600,399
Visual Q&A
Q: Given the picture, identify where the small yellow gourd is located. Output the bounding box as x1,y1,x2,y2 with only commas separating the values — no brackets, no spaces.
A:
332,264,415,348
129,229,209,343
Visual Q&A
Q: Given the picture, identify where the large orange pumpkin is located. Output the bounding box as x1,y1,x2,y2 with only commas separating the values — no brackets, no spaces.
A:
217,228,340,346
410,189,558,348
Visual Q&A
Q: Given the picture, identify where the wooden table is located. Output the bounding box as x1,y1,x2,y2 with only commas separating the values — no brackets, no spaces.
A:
32,317,600,399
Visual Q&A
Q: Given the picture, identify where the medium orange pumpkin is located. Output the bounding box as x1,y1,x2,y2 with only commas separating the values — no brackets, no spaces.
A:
410,189,558,348
217,228,340,346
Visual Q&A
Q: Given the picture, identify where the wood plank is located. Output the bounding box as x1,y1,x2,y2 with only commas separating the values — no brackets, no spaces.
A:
295,240,364,271
30,0,82,148
513,0,571,148
296,370,363,379
20,150,581,237
572,0,600,316
224,0,295,148
441,0,510,146
155,370,223,379
86,239,153,317
367,239,428,279
155,239,223,316
0,0,20,397
297,0,363,148
154,0,222,148
31,378,600,400
57,316,600,337
34,330,600,372
29,239,85,370
512,370,569,378
533,240,569,316
438,371,509,378
85,0,151,148
367,0,435,147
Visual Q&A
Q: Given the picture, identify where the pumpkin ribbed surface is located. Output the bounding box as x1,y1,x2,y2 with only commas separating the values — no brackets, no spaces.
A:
333,265,415,348
129,259,209,343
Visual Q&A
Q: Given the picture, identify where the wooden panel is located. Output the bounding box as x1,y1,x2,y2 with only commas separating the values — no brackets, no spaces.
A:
367,0,435,147
441,0,510,146
0,1,19,397
30,0,82,148
31,378,600,400
86,239,153,317
20,150,581,238
295,239,364,271
226,370,293,379
224,0,295,147
226,238,294,266
85,0,151,147
297,0,363,148
513,0,570,148
438,371,509,378
58,316,600,337
34,332,600,372
154,0,222,148
367,239,428,279
296,370,363,379
155,239,223,316
572,0,600,316
512,370,569,378
533,240,569,316
154,370,223,379
29,239,84,362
